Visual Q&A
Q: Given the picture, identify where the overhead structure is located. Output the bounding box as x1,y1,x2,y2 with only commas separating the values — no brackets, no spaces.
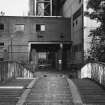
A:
29,0,61,16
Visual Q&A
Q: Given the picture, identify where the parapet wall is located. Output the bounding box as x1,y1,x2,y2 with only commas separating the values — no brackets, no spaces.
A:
81,62,105,87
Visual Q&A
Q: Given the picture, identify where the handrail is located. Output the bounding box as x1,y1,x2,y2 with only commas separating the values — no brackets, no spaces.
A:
81,62,105,86
0,61,33,83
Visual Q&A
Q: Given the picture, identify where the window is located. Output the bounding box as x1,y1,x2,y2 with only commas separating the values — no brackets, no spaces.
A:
79,0,81,3
0,42,4,46
0,23,4,30
76,20,78,25
15,24,24,32
73,22,75,27
0,58,3,61
73,7,82,21
0,42,4,50
36,24,45,32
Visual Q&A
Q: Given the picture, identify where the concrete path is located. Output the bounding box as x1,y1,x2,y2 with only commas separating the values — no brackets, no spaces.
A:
2,71,105,105
24,74,74,105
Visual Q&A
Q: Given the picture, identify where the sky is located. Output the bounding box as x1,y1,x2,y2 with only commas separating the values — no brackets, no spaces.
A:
0,0,29,16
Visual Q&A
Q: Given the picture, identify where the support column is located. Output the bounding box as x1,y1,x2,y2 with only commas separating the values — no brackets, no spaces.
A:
58,43,63,71
31,49,38,71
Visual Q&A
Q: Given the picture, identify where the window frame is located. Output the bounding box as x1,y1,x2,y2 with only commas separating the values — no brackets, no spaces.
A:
36,24,46,32
79,0,81,3
14,24,25,32
0,23,4,31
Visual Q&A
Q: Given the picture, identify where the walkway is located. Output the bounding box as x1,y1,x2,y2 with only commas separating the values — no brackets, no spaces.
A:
24,74,74,105
0,72,105,105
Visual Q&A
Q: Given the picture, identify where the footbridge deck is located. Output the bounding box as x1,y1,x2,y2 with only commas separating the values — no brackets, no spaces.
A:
0,72,105,105
0,61,105,105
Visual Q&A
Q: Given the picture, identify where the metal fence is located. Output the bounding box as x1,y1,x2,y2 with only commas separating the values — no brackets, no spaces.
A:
81,62,105,86
0,61,33,83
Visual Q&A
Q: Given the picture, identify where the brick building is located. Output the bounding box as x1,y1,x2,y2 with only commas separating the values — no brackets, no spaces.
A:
0,0,83,70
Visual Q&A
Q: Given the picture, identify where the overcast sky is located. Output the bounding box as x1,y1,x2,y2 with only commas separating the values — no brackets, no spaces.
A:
0,0,29,16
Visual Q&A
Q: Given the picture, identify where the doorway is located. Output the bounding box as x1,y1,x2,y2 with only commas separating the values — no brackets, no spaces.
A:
29,42,71,71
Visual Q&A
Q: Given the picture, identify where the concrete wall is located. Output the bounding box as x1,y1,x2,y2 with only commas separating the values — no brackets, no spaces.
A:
81,62,105,87
0,16,71,63
62,0,83,66
63,0,82,17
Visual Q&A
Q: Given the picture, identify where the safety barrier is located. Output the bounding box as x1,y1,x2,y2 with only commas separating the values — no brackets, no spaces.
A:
81,62,105,86
0,61,33,83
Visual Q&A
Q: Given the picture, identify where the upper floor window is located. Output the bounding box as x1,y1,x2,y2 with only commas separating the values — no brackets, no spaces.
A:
76,20,78,25
14,24,24,32
0,42,4,46
0,42,4,49
36,24,45,32
0,23,4,31
79,0,81,3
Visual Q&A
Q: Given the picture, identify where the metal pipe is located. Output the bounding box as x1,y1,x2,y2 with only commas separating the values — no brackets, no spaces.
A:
50,0,52,16
11,38,13,61
35,0,36,16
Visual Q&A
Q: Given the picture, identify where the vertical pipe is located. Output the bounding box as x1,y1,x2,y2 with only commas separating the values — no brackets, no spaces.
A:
28,42,31,62
81,2,84,65
59,43,63,70
11,38,12,61
35,0,37,16
50,0,52,16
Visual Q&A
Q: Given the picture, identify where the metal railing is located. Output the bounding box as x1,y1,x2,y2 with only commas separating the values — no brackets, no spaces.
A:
81,62,105,86
0,61,33,83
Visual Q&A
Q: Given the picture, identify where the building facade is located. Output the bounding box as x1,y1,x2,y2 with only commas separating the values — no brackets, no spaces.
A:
63,0,84,69
0,16,71,70
0,0,83,71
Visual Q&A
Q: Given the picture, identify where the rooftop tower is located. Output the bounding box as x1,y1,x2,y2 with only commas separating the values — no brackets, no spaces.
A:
28,0,62,16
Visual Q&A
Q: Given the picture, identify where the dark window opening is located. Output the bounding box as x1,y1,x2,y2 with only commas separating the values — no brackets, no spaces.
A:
73,7,82,21
36,24,41,32
73,22,75,27
76,20,78,25
79,0,81,3
0,24,4,30
15,24,24,32
36,24,45,32
0,58,3,61
0,42,4,46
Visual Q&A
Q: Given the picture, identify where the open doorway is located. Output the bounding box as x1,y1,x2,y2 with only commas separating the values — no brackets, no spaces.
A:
29,42,71,71
30,43,60,70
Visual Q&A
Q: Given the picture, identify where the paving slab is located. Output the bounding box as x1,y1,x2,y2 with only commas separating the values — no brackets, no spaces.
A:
24,75,74,105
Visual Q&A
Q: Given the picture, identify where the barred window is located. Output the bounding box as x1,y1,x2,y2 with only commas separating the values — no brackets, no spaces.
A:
0,23,4,30
79,0,81,3
36,24,45,32
15,24,24,32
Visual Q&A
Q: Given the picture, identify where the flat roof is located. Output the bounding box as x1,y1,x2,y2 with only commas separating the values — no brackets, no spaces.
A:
0,16,71,20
